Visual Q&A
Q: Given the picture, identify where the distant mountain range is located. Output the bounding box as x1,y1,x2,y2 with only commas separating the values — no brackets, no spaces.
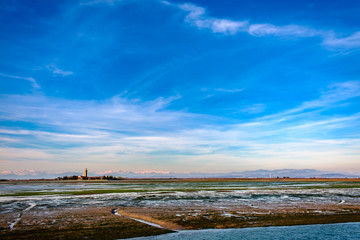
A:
1,169,359,180
116,169,360,178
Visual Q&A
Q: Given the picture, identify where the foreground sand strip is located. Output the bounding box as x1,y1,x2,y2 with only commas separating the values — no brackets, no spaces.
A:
112,208,183,231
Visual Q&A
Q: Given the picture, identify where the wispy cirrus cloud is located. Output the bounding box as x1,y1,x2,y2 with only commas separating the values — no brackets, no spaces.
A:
0,72,40,89
280,81,360,117
250,81,360,128
173,2,318,38
323,31,360,49
240,103,266,114
178,3,248,35
0,81,359,172
78,0,360,50
47,65,74,76
0,94,187,134
248,24,319,37
214,88,243,93
301,81,360,109
164,1,360,50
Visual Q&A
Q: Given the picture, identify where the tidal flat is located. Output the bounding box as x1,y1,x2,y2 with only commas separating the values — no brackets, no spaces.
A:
1,179,360,239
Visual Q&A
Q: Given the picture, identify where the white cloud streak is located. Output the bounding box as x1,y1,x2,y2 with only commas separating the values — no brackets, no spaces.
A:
301,81,360,109
0,81,359,172
214,88,244,93
240,103,266,114
47,65,74,76
254,81,360,122
248,24,319,37
167,2,360,50
323,31,360,49
0,72,40,89
179,3,248,35
78,0,360,50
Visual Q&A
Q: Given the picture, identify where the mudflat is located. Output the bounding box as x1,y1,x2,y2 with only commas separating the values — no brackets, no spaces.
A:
1,204,360,240
1,179,360,239
0,207,172,240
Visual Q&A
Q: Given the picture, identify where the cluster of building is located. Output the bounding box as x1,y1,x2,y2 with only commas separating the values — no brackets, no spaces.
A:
56,168,120,180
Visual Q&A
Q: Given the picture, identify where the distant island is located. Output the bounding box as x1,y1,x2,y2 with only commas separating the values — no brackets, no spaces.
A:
56,168,123,181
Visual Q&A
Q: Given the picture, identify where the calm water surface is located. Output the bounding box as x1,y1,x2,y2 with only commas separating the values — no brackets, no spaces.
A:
128,222,360,240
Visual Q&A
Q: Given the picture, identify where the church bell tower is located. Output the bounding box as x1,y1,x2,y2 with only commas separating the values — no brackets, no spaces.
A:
83,168,88,177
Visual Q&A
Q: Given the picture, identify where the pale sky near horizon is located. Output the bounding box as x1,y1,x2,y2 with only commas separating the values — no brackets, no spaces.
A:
1,0,360,177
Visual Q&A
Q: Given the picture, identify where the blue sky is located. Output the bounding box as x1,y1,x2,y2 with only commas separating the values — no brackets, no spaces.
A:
0,0,360,176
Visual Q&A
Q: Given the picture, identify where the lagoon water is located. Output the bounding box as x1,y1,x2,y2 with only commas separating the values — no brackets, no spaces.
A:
129,222,360,240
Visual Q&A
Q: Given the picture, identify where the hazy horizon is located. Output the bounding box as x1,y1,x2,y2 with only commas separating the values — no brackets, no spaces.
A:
2,168,360,180
1,0,360,174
